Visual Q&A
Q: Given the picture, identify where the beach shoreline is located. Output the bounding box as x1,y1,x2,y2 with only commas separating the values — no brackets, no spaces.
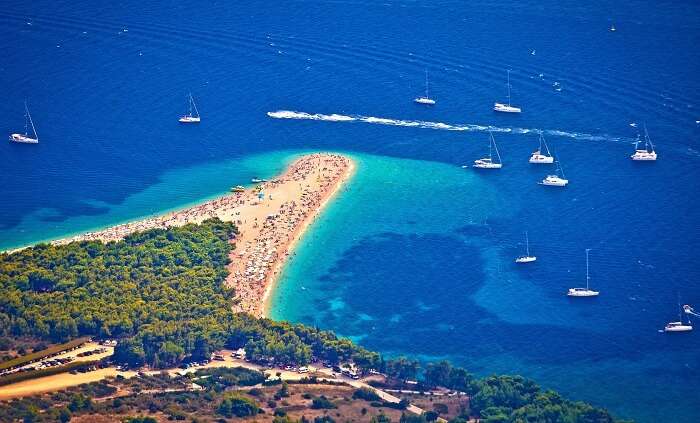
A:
27,153,354,318
260,158,355,317
226,153,354,317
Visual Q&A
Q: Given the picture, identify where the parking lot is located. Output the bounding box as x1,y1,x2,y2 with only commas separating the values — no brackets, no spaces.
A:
0,342,114,377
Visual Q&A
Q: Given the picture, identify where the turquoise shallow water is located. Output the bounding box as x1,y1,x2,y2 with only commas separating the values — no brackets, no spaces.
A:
269,152,700,423
269,153,506,324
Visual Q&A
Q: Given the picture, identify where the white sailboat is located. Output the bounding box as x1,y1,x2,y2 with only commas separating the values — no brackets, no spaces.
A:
567,249,599,297
473,132,503,169
539,158,568,186
515,231,537,263
9,102,39,144
414,70,436,105
494,70,521,113
529,133,554,164
179,93,201,123
630,125,657,161
664,299,693,332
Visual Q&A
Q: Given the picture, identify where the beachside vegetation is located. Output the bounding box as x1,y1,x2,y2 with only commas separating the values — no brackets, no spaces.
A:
0,368,630,422
0,219,378,370
0,219,630,422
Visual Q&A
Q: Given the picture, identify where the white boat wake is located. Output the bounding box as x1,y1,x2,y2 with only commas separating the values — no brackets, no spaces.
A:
267,110,624,142
684,305,700,317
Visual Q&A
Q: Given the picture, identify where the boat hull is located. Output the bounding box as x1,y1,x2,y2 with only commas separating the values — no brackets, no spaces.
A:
179,117,201,123
515,256,537,263
414,97,436,105
540,177,568,186
567,289,599,297
664,325,693,332
529,154,554,164
664,326,693,332
631,152,657,161
493,103,521,113
473,163,502,169
9,134,38,144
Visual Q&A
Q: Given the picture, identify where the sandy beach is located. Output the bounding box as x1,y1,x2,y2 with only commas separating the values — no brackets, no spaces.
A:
50,153,354,317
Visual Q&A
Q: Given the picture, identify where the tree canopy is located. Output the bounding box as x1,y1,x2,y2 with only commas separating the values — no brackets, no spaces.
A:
0,219,376,369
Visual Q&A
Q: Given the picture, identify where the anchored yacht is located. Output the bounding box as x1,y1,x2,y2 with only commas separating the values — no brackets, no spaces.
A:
631,125,657,161
540,159,568,186
664,300,693,332
567,249,599,297
414,70,436,105
515,232,537,263
529,133,554,164
9,102,39,144
473,132,503,169
494,70,521,113
179,93,201,123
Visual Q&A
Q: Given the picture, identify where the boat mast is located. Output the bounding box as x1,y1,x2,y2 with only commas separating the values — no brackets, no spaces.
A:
542,133,551,156
506,70,511,106
677,294,685,324
187,93,194,118
643,124,654,152
24,105,28,136
488,133,493,160
585,249,591,290
25,101,37,140
525,231,530,256
489,131,501,163
191,94,200,118
557,158,566,178
424,69,430,98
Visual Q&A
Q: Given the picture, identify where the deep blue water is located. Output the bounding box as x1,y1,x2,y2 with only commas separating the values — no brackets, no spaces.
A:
1,1,699,421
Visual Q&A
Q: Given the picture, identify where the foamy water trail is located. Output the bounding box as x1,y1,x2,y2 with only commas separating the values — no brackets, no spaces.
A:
267,110,627,143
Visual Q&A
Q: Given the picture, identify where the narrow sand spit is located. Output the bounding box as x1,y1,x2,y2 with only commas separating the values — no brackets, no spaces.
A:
50,153,354,317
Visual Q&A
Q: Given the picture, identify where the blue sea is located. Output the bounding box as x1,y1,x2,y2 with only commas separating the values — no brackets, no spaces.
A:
1,1,699,421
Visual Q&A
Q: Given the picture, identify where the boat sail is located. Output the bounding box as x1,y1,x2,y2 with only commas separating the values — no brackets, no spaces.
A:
494,70,521,113
529,133,554,164
414,70,436,105
540,158,568,186
567,249,599,297
515,231,537,263
630,125,657,161
9,102,39,144
179,93,201,123
473,132,503,169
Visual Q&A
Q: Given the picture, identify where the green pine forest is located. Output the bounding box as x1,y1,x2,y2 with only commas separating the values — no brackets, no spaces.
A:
0,219,629,422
